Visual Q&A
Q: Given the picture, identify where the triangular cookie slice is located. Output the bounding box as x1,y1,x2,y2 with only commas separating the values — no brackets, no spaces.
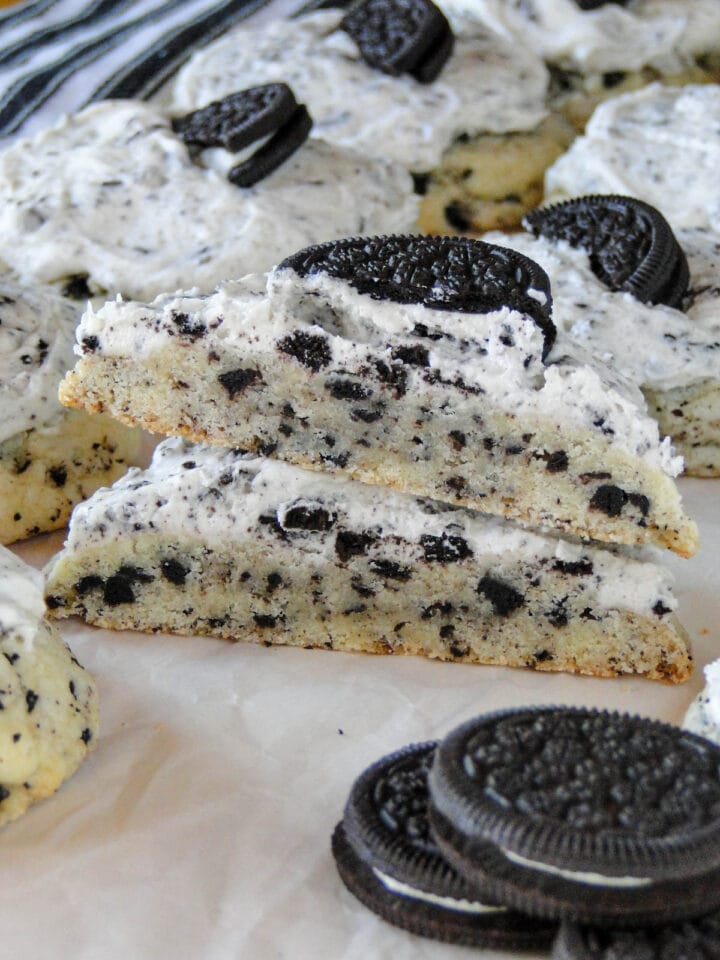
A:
60,235,697,556
45,438,692,683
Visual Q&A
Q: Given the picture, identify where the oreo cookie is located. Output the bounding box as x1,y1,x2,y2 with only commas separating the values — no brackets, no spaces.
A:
171,84,312,188
554,911,720,960
279,235,557,359
428,707,720,927
340,0,454,83
574,1,631,8
523,195,689,309
333,742,557,948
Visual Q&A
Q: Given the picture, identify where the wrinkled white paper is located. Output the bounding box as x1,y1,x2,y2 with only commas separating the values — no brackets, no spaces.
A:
3,479,717,960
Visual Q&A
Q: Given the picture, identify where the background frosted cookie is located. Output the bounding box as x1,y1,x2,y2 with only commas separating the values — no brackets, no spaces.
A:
484,199,720,477
684,659,720,746
545,84,720,235
0,280,141,544
0,96,417,302
0,546,98,827
453,0,720,129
168,3,572,233
44,438,692,682
59,235,697,556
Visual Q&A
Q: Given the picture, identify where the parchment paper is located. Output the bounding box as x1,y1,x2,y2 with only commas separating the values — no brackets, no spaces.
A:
3,478,717,960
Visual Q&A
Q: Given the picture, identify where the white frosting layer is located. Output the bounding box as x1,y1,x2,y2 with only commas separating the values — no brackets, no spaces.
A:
77,267,683,479
0,546,45,649
444,0,720,73
59,433,677,622
482,227,720,392
501,847,653,888
545,84,720,234
684,660,720,745
0,280,80,445
0,100,418,302
169,9,549,173
373,868,506,914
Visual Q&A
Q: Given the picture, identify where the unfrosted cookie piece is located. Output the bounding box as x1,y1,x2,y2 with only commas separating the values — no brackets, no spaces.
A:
0,546,98,827
167,6,567,232
0,99,418,302
545,84,720,234
483,215,720,477
451,0,720,129
59,236,697,555
0,279,141,544
684,659,720,746
44,438,692,683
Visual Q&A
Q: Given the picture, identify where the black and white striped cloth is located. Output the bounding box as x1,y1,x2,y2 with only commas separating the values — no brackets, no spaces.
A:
0,0,321,138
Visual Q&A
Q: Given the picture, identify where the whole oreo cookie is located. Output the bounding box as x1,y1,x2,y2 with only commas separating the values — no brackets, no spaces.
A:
554,911,720,960
278,235,556,358
171,84,312,188
340,0,454,83
333,742,557,948
523,195,689,309
428,707,720,927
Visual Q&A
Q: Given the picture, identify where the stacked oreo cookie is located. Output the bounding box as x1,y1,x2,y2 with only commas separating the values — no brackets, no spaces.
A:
334,706,720,953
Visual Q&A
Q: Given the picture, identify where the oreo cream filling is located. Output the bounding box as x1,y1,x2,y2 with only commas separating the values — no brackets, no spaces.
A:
373,868,507,913
500,848,653,889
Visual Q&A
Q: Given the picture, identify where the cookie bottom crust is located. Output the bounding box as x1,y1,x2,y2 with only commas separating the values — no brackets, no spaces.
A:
644,379,720,478
45,538,691,682
0,410,142,544
0,618,98,827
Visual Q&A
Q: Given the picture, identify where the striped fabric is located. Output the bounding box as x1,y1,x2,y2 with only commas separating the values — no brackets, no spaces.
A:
0,0,313,138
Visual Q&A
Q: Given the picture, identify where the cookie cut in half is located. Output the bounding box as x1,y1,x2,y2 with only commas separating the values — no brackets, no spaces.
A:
333,742,557,948
0,546,98,827
60,235,697,556
428,707,720,926
0,279,141,544
44,439,692,682
554,911,720,960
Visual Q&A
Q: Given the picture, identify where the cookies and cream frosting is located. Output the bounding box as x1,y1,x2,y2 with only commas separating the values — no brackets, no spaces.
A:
168,9,550,173
446,0,720,74
0,281,80,446
483,227,720,393
0,546,46,650
545,84,720,234
0,100,418,302
685,660,720,746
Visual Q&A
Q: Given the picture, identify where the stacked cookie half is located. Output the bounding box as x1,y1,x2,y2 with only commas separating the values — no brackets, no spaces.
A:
46,231,697,682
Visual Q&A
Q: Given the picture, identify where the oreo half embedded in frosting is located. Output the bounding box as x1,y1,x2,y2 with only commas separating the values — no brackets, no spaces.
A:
523,195,689,309
428,707,720,927
279,235,556,358
333,741,557,949
171,84,312,188
340,0,454,83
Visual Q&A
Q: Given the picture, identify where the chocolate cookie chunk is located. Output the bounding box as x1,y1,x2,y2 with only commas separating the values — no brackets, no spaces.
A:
172,84,312,188
279,235,556,358
333,742,557,948
554,911,720,960
574,1,631,8
428,707,720,926
524,195,689,309
340,0,454,83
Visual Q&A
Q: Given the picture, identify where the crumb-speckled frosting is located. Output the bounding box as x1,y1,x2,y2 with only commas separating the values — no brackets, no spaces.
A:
75,268,682,478
447,0,720,74
0,100,418,302
685,660,720,746
168,9,549,173
55,437,677,619
482,227,720,392
0,281,80,445
0,546,46,649
545,85,720,233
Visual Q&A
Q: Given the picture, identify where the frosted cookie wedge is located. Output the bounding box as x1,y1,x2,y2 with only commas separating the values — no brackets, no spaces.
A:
0,546,98,826
483,197,720,476
168,1,573,233
0,92,417,302
0,279,141,544
45,438,691,683
545,84,720,235
60,235,697,556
